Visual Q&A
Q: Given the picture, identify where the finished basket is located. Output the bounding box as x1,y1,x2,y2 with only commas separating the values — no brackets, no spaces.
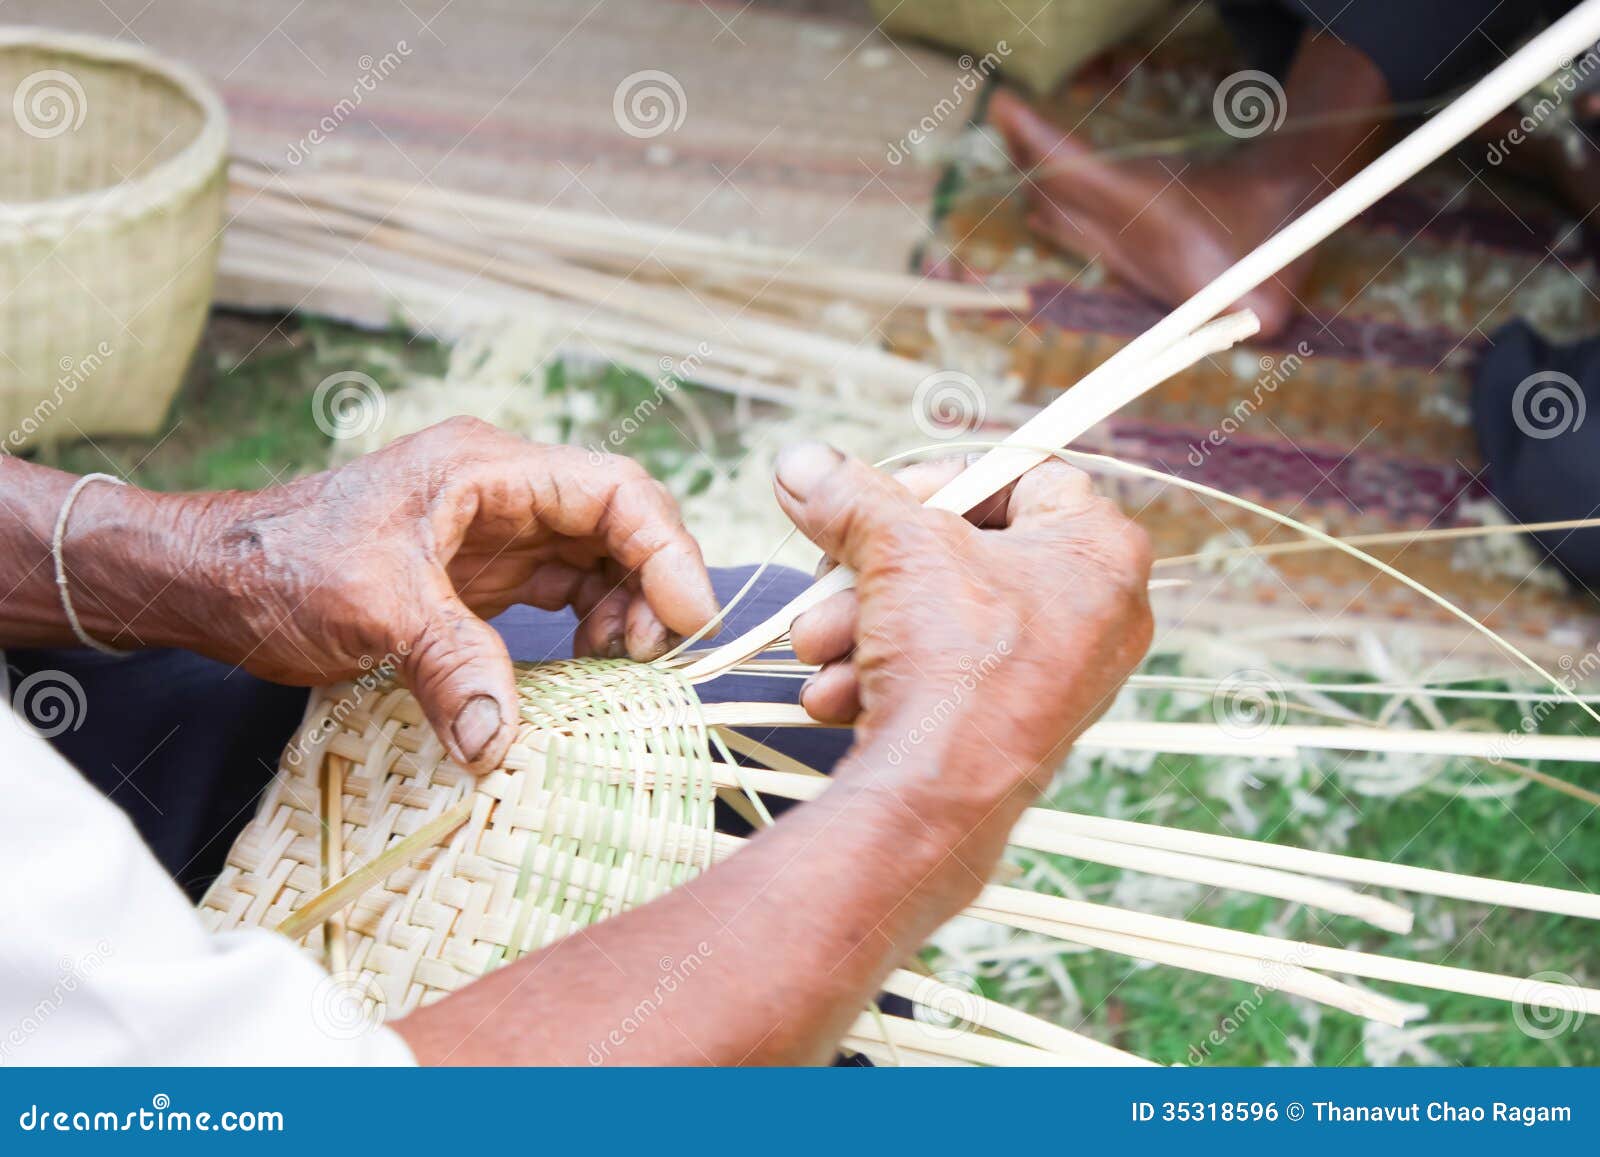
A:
0,28,227,450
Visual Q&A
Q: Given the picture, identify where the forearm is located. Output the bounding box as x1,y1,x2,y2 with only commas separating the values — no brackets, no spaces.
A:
395,732,1009,1066
0,456,226,650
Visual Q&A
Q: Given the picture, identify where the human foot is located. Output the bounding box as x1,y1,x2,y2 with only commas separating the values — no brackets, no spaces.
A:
990,88,1313,338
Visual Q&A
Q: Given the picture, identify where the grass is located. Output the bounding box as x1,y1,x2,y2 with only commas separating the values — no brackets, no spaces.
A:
42,316,447,493
38,313,1599,1067
938,663,1600,1066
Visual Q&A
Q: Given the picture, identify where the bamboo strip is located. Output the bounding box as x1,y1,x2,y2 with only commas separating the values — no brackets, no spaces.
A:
1012,810,1600,922
677,312,1263,678
692,702,1600,764
881,968,1157,1064
842,1011,1077,1067
971,887,1600,1013
269,166,1031,311
1156,517,1600,569
986,909,1413,1025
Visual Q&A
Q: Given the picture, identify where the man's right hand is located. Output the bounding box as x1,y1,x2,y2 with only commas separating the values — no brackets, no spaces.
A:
772,443,1153,873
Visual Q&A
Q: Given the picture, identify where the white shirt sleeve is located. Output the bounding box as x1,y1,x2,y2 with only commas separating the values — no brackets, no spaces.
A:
0,714,415,1065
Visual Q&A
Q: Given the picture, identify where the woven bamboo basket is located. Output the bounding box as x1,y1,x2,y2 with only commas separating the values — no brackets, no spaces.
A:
0,28,227,450
868,0,1176,94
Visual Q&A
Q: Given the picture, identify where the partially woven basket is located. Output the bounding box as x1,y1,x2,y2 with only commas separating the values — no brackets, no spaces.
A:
200,661,724,1016
0,28,227,450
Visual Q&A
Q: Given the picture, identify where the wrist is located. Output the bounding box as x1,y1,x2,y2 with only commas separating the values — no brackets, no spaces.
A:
63,482,244,652
820,715,1037,901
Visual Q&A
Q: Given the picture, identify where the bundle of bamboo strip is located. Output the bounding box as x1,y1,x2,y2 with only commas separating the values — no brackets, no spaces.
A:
219,161,1030,420
200,1,1600,1064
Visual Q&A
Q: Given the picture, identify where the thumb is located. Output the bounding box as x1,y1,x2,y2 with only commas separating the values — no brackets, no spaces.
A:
772,442,929,570
399,581,518,774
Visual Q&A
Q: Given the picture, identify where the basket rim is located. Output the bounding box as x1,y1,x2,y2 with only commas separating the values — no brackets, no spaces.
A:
0,25,228,232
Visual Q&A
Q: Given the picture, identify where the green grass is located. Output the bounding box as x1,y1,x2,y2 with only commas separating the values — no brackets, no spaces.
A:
940,665,1600,1066
42,317,447,493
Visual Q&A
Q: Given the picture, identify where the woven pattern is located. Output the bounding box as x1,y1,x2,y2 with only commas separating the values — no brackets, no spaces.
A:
0,29,227,448
199,660,720,1016
870,0,1175,93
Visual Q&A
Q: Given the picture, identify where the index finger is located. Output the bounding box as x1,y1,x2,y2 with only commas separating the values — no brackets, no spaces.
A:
526,447,720,638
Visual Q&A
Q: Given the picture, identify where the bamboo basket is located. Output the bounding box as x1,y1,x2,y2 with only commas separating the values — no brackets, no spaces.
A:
868,0,1176,94
0,28,227,450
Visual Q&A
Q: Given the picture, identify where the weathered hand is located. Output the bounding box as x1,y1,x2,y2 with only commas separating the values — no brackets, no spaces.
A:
159,418,717,772
772,443,1152,839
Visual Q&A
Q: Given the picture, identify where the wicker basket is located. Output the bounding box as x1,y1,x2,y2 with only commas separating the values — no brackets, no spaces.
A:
0,28,227,451
869,0,1175,94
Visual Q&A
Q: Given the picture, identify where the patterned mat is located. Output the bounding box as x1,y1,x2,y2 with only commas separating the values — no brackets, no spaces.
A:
7,0,960,269
919,21,1600,672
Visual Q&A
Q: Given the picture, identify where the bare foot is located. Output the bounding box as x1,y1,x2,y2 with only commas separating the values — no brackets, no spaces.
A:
990,89,1313,338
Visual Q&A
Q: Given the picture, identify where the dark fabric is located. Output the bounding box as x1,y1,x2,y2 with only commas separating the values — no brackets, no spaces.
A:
4,565,851,900
1219,0,1575,103
1472,319,1600,590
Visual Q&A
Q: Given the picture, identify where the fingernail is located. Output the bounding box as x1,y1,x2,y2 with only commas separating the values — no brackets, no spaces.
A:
453,695,503,764
604,633,626,659
775,442,842,498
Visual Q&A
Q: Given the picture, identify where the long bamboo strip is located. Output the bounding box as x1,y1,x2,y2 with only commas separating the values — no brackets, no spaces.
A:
234,177,949,394
678,755,1417,932
1015,829,1414,934
692,702,1600,764
842,1013,1073,1067
880,968,1157,1064
266,165,1031,312
1156,517,1600,569
971,887,1600,1013
991,909,1414,1025
1014,809,1600,921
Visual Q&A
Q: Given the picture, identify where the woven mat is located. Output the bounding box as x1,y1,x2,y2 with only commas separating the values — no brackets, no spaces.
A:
5,0,959,270
916,23,1600,672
